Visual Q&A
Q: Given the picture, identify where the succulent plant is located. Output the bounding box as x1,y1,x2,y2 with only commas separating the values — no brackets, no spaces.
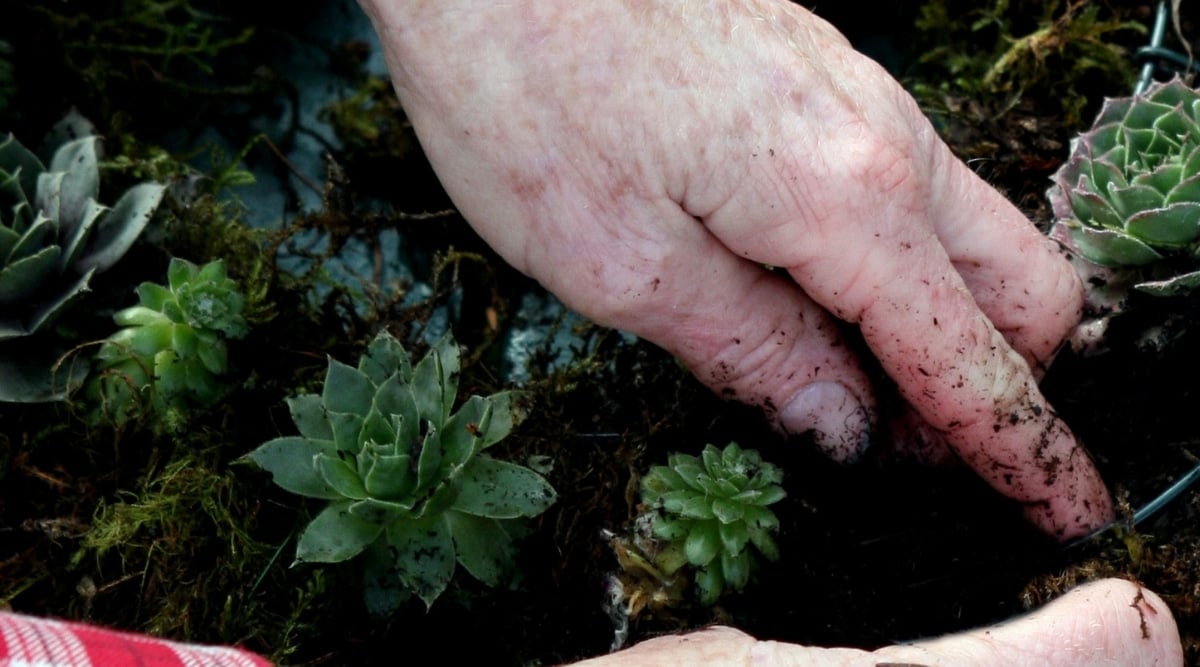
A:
1048,76,1200,297
88,257,248,426
245,331,555,610
638,442,784,606
0,128,164,401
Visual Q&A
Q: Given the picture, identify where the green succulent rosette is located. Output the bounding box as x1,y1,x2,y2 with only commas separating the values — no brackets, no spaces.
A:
0,128,164,401
640,442,784,606
89,257,248,426
1048,76,1200,297
246,331,556,610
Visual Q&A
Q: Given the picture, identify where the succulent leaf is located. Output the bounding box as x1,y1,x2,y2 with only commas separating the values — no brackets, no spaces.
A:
359,405,396,447
711,498,745,524
0,339,89,402
362,453,414,500
296,501,384,564
478,391,526,449
651,517,690,542
361,542,412,617
684,522,720,566
451,455,558,519
137,282,173,311
372,374,419,448
245,437,341,499
0,136,44,198
721,551,751,592
1137,269,1200,296
387,515,456,609
288,394,334,440
701,445,722,477
0,244,59,302
672,461,706,491
42,137,99,228
359,331,411,384
112,305,164,328
74,183,163,273
329,412,366,452
419,472,464,519
1064,222,1162,267
695,565,724,607
679,495,716,520
440,394,490,466
414,424,445,493
194,332,226,374
349,498,413,524
752,485,787,506
446,510,516,587
410,335,459,424
718,520,749,556
324,359,374,414
315,453,369,500
749,529,780,563
1125,204,1200,246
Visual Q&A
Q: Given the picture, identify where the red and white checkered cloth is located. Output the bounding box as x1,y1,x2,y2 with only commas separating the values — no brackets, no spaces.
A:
0,612,272,666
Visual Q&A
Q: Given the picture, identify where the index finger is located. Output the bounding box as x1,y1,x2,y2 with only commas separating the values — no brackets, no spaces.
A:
697,89,1111,541
793,135,1110,540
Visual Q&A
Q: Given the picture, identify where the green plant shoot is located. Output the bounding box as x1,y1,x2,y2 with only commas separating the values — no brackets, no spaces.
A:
245,331,556,610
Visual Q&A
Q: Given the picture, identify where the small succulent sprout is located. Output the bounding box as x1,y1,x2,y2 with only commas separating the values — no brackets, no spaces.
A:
89,257,248,426
1048,76,1200,297
245,331,556,610
639,442,785,606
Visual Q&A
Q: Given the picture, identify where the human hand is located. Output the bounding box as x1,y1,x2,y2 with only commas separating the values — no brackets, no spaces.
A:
568,578,1183,666
358,0,1112,539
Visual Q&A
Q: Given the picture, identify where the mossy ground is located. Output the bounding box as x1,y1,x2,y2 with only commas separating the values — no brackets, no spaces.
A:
2,0,1200,664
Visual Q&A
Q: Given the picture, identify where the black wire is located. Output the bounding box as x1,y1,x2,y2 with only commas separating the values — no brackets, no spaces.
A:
1136,46,1200,78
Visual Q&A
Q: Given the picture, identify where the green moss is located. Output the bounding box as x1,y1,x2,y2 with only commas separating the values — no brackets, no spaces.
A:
908,0,1144,125
321,75,413,158
40,0,254,78
28,0,256,111
73,455,257,628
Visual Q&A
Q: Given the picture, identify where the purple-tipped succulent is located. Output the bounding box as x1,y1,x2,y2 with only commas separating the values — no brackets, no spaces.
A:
1049,76,1200,297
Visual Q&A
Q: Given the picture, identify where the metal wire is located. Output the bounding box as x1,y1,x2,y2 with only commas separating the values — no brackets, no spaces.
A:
1134,1,1200,94
1135,1,1171,94
1133,461,1200,526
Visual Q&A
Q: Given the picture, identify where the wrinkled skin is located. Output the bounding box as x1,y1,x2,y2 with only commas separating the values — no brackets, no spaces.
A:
573,578,1183,667
356,1,1183,663
360,0,1111,540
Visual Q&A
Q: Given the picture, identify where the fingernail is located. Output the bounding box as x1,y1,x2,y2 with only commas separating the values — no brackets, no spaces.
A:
779,382,870,463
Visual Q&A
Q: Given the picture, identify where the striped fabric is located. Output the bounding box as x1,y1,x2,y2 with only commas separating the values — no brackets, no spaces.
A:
0,612,271,667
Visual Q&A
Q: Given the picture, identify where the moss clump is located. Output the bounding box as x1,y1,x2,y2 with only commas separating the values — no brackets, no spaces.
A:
16,0,257,131
909,0,1143,125
75,456,265,634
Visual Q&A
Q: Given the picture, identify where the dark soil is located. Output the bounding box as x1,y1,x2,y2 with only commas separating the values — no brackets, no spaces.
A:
3,1,1200,665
